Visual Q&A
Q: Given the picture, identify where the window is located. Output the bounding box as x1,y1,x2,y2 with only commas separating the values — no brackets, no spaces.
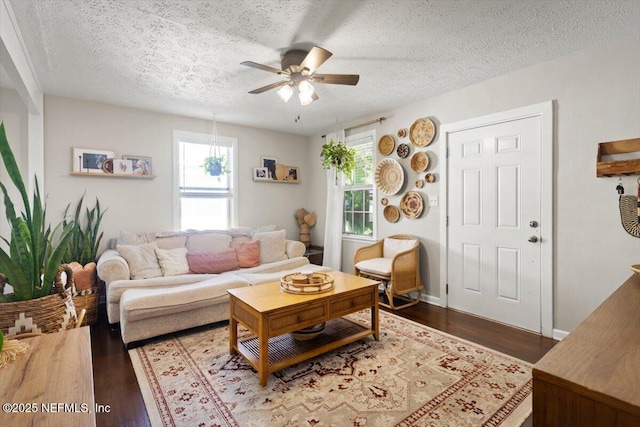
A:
173,130,237,230
343,131,375,238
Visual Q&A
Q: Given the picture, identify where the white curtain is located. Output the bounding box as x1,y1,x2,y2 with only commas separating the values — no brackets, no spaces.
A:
323,130,345,270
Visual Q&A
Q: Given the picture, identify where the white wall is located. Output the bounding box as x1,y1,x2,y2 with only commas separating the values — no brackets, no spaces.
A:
42,95,309,250
307,33,640,333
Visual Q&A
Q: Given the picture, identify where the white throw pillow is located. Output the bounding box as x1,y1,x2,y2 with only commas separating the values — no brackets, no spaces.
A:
116,242,163,279
383,237,417,259
155,247,190,277
252,229,287,264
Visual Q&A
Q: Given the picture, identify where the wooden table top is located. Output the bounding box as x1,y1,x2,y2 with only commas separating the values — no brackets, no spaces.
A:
0,327,96,426
228,270,379,313
533,274,640,415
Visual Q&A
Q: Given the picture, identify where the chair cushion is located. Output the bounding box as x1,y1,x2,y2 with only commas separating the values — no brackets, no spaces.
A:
383,238,416,258
355,257,392,276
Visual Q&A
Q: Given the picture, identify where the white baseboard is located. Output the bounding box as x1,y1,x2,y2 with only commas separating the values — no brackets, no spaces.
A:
552,329,569,341
421,294,440,306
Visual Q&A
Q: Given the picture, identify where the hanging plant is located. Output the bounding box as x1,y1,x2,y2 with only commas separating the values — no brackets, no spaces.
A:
203,114,230,177
203,155,229,176
321,139,356,177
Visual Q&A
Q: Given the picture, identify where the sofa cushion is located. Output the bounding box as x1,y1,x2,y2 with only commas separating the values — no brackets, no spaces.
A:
383,238,417,258
253,229,287,264
156,234,188,250
186,231,232,253
155,247,190,276
117,230,149,246
116,242,163,279
120,275,251,322
232,240,260,268
187,249,239,274
238,256,310,275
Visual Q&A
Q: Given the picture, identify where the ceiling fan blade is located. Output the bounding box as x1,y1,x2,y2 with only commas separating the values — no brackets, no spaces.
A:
241,61,287,75
312,73,360,85
299,46,332,73
248,81,289,94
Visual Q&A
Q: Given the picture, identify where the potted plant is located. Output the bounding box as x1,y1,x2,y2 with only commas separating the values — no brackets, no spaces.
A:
59,194,106,326
0,122,76,335
203,155,229,177
320,139,356,184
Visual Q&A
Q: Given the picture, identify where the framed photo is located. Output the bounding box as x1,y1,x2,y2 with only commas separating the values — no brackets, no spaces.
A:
253,167,269,181
114,159,133,174
123,155,152,176
73,148,115,173
261,156,278,179
287,166,300,183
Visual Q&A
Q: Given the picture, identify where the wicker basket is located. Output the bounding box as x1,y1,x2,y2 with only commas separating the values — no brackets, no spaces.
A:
0,264,77,335
72,284,100,326
281,272,334,294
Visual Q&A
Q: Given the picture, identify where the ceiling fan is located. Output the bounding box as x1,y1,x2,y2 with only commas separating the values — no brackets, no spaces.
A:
241,46,359,105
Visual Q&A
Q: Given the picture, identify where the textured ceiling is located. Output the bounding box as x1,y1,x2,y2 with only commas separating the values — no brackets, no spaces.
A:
5,0,640,136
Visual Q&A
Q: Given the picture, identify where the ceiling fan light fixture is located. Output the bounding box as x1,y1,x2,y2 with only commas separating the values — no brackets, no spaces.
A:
299,91,314,106
277,84,294,102
297,79,315,96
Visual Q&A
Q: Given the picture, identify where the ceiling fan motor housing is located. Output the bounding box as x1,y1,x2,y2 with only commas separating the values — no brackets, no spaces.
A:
281,50,309,74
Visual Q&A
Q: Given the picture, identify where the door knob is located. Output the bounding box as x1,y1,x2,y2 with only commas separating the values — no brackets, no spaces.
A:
528,236,539,243
529,220,539,228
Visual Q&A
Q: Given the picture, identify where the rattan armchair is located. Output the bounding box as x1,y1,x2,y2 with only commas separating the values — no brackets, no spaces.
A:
354,234,423,310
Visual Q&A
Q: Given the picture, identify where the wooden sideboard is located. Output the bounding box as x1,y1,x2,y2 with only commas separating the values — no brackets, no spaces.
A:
0,327,96,426
532,274,640,426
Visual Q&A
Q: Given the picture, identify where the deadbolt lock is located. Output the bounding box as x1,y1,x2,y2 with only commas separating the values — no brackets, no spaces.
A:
529,220,539,228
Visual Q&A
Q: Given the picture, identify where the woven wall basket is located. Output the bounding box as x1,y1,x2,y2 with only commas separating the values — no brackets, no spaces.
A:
619,195,640,238
0,264,77,335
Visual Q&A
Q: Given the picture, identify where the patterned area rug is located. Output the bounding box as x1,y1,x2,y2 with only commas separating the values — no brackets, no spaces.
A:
129,310,532,427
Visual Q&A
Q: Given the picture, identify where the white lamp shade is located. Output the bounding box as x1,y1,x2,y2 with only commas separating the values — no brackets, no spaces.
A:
277,84,294,102
299,91,314,105
298,80,315,95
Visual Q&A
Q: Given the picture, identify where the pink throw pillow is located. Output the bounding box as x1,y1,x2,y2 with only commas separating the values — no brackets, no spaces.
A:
232,240,260,268
186,249,239,274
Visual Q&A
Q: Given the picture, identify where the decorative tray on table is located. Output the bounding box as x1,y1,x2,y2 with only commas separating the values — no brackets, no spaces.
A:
281,272,335,294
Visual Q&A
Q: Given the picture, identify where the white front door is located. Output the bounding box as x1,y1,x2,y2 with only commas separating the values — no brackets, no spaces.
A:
447,112,543,333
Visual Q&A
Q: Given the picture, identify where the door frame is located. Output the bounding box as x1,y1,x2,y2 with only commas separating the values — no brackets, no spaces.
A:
439,101,554,337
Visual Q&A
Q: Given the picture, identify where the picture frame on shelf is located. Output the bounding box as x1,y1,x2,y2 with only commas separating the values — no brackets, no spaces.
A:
261,156,277,179
73,148,115,173
286,166,300,183
114,159,133,174
123,155,152,176
253,167,269,181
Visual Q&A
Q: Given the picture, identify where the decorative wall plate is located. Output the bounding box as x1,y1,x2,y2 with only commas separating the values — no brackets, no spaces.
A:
409,117,436,147
378,135,395,156
381,197,388,206
425,172,436,183
400,191,424,219
383,205,400,223
101,158,114,173
375,158,404,195
410,151,429,173
396,143,410,158
397,129,406,138
416,179,424,188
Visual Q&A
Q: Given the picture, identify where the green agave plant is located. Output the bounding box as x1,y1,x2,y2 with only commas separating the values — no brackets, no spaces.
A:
0,122,75,302
62,194,106,265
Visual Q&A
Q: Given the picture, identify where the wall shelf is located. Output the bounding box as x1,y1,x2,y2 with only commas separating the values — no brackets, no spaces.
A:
70,172,156,179
596,137,640,177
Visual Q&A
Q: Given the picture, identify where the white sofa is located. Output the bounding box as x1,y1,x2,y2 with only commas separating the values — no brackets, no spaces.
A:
97,227,329,345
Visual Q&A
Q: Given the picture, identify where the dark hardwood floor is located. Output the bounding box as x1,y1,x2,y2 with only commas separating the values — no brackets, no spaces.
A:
90,299,557,426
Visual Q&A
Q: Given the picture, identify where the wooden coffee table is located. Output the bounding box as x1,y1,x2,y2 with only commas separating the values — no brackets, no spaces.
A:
228,270,379,386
